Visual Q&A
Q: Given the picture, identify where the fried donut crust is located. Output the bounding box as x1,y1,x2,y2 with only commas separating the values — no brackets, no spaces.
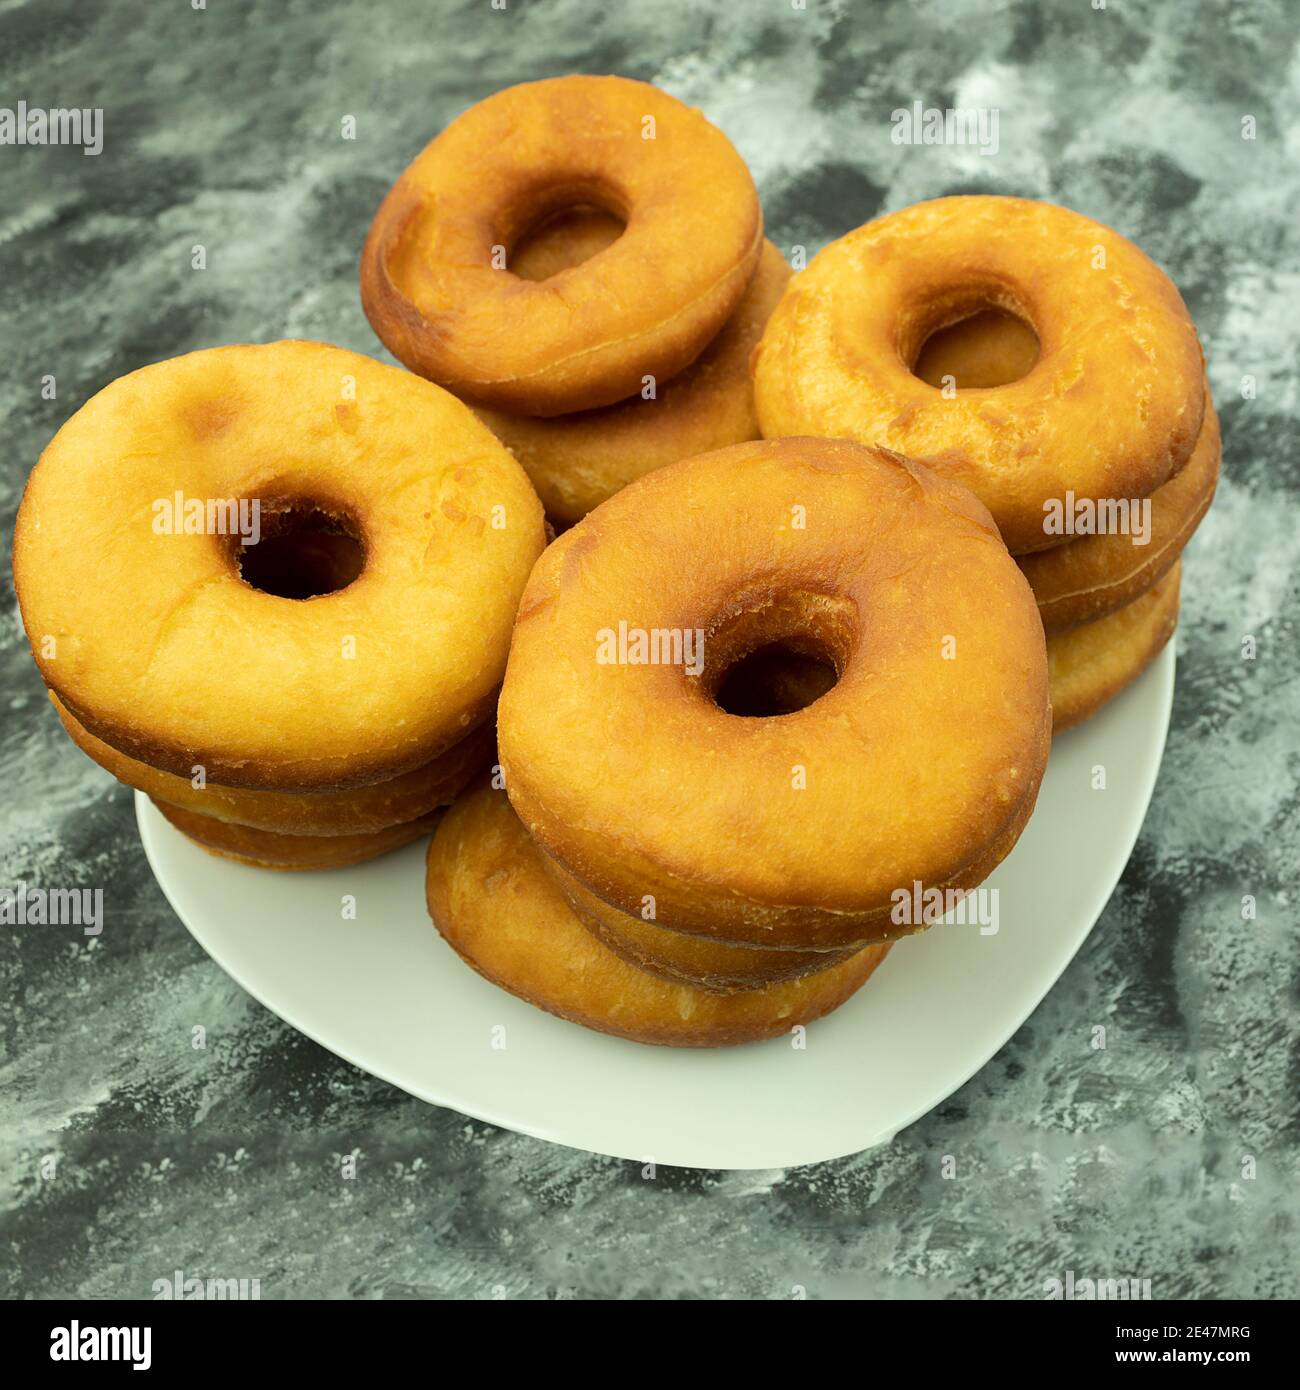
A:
425,781,891,1048
753,196,1205,554
547,742,1043,951
498,436,1051,949
361,75,762,417
13,341,545,791
53,693,492,836
1021,396,1217,631
476,239,792,523
154,798,437,871
541,851,859,994
1048,562,1181,733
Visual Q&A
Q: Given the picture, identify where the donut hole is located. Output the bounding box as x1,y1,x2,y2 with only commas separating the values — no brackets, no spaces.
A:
714,643,839,717
234,503,365,600
908,291,1040,390
702,590,855,718
508,199,626,282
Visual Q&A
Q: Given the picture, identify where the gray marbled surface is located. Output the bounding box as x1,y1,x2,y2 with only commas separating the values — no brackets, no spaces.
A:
2,0,1297,1300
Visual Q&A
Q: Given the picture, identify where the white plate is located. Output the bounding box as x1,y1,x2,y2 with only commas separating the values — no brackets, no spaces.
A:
137,641,1174,1170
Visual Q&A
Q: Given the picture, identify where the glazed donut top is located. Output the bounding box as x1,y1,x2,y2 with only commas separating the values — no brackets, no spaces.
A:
361,75,763,417
14,341,546,790
498,436,1050,946
753,196,1205,554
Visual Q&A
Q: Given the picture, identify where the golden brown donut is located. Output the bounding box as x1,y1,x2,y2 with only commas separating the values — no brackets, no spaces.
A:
476,238,792,523
13,342,545,792
498,436,1051,950
425,781,891,1048
553,752,1039,954
153,798,437,871
1049,563,1181,733
753,196,1205,554
910,317,1215,629
53,693,492,836
542,852,858,994
1020,397,1217,631
360,75,762,417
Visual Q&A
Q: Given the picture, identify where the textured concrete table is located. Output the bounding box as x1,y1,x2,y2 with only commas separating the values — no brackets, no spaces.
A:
2,0,1296,1299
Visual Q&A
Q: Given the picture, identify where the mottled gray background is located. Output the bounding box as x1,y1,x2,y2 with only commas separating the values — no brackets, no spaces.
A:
2,0,1297,1300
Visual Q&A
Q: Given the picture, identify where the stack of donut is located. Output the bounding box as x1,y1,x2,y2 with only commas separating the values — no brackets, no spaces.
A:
753,195,1218,730
14,341,544,869
427,435,1052,1046
360,75,789,525
14,77,1218,1052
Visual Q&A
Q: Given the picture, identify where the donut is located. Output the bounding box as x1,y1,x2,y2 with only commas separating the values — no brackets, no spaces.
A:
497,436,1051,949
1048,562,1180,733
752,195,1205,554
906,312,1215,628
154,798,437,871
1020,396,1217,631
13,341,545,791
52,693,492,836
426,781,892,1048
476,237,792,523
542,852,858,994
360,75,763,417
